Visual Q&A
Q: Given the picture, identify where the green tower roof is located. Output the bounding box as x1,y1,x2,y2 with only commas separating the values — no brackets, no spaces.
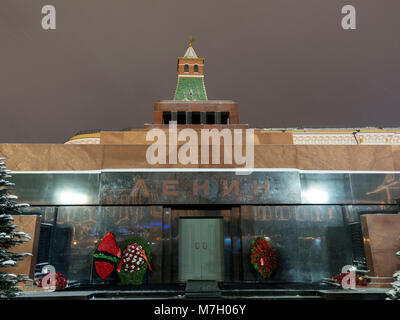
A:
174,77,208,101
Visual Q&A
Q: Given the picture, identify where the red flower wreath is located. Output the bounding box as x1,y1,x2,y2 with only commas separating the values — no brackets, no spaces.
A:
331,272,368,287
250,236,278,278
36,272,67,290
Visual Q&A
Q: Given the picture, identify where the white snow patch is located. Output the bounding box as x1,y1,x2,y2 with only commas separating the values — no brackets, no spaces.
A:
1,260,16,266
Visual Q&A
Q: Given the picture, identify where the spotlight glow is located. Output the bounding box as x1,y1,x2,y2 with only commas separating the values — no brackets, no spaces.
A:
302,189,328,203
58,190,88,204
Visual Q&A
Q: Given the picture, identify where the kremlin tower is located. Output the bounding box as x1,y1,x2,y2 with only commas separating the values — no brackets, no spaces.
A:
173,38,208,101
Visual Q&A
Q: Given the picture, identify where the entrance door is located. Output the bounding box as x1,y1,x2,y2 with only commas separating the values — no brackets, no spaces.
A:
178,218,224,281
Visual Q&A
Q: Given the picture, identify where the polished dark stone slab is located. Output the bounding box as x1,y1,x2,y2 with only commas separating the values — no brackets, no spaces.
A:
240,205,353,283
350,173,400,204
10,173,100,205
10,171,400,205
300,173,352,204
100,171,302,205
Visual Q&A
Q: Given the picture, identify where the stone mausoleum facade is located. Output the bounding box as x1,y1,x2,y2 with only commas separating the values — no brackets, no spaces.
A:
1,43,400,287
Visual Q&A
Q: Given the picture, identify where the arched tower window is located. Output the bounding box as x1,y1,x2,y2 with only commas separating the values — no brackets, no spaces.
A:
184,64,189,73
194,64,199,73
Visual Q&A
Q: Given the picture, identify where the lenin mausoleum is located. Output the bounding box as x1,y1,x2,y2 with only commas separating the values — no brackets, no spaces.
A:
1,42,400,296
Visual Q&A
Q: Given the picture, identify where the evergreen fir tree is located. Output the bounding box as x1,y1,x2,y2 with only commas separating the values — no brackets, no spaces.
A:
0,157,31,299
386,251,400,300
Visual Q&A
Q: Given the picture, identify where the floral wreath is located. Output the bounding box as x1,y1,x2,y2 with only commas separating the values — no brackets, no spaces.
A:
36,272,67,290
250,236,278,279
117,237,152,285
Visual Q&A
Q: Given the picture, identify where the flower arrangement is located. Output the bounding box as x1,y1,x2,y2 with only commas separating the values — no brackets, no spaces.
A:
331,272,368,287
250,236,278,279
36,272,67,290
117,237,152,285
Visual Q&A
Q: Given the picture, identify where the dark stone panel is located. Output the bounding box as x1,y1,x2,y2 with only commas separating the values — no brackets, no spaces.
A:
230,207,242,282
161,207,173,283
100,171,301,205
343,204,399,223
10,173,100,205
294,206,350,282
300,173,352,204
10,172,400,207
240,205,352,283
240,206,300,282
49,206,163,285
98,206,162,284
148,206,163,283
51,206,100,284
41,204,365,285
350,173,400,204
325,224,353,276
221,209,233,282
98,207,151,242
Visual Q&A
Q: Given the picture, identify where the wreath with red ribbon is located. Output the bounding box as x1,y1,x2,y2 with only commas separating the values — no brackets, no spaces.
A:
250,236,278,279
117,237,152,285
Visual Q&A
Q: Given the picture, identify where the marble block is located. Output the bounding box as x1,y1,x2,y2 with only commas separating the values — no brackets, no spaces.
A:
361,214,400,287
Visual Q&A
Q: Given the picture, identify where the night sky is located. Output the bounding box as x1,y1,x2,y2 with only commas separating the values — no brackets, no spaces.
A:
1,0,400,143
